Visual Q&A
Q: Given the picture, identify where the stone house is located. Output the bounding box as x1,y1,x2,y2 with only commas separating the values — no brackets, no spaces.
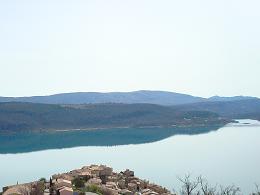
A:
55,179,72,189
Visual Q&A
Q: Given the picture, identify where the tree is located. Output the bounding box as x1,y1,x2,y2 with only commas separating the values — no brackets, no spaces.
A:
219,185,240,195
72,177,85,188
39,178,46,183
198,176,216,195
49,177,53,187
178,174,199,195
251,184,260,195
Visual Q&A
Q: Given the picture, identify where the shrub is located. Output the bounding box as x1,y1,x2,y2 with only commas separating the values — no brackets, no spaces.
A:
72,177,85,189
84,184,103,195
39,177,46,183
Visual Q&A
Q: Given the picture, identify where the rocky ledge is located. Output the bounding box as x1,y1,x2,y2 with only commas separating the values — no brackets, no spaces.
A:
2,164,173,195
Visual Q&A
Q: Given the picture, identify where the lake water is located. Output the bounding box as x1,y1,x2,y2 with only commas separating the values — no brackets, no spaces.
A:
0,119,259,194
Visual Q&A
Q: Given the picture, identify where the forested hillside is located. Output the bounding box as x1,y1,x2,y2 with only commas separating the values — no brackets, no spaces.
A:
174,99,260,119
0,102,227,132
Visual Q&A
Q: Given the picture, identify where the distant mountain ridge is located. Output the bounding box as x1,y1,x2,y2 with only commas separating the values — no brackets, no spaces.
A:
0,90,258,105
208,95,257,102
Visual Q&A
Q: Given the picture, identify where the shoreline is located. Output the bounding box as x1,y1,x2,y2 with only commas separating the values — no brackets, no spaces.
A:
0,121,231,134
2,117,260,134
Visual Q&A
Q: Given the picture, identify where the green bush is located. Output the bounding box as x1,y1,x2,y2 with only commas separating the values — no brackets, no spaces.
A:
72,177,85,188
84,184,102,195
39,177,46,183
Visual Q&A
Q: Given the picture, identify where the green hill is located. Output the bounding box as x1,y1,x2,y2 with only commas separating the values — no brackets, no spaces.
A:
0,102,228,132
174,99,260,119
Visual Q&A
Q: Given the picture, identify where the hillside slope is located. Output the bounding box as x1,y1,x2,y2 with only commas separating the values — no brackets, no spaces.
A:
0,102,227,132
174,99,260,119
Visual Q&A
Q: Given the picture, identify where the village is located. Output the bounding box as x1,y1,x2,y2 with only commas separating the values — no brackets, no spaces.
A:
1,165,173,195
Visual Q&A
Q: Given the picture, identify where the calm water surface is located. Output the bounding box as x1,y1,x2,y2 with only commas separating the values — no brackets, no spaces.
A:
0,119,259,194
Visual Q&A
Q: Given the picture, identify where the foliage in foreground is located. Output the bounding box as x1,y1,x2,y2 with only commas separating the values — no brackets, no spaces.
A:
175,174,260,195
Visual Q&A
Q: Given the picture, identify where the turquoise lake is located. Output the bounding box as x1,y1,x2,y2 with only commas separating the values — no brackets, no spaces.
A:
0,119,259,194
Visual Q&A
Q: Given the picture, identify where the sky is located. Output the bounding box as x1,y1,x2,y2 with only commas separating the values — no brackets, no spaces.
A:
0,0,259,98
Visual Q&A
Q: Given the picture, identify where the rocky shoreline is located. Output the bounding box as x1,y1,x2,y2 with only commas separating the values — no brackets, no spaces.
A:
2,165,173,195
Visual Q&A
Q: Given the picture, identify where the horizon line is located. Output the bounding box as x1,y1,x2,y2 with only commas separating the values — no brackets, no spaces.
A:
0,90,258,99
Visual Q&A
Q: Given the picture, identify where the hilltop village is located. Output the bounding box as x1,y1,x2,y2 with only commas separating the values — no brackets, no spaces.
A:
2,165,172,195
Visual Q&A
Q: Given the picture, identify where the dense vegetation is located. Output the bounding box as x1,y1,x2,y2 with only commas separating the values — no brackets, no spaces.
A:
0,97,259,132
173,99,260,119
1,97,260,132
0,102,227,132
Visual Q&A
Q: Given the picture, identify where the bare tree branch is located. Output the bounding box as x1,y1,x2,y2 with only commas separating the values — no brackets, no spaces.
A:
198,176,217,195
251,183,260,195
178,174,199,195
219,184,240,195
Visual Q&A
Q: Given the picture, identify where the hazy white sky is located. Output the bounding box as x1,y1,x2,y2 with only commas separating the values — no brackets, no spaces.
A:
0,0,259,97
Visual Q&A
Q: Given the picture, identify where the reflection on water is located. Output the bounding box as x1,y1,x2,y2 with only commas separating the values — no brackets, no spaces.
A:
0,120,259,194
0,125,221,154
